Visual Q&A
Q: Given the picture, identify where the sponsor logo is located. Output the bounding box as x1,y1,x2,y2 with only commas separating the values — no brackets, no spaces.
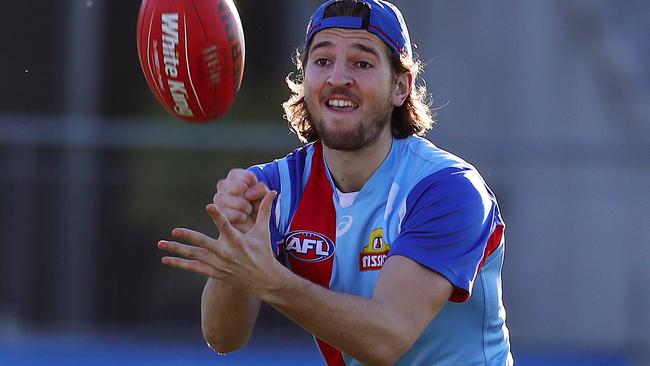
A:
359,228,391,271
285,231,335,263
336,215,353,237
161,13,193,117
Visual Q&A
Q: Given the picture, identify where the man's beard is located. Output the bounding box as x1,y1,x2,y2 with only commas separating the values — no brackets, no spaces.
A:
307,98,393,152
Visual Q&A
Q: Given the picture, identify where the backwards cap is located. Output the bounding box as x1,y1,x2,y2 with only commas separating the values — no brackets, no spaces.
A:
305,0,412,59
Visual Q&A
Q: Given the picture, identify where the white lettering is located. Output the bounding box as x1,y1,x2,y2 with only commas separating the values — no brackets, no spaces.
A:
303,239,316,253
363,256,370,268
286,234,335,260
161,13,179,39
168,80,193,117
161,13,180,78
164,58,179,78
315,240,329,256
361,253,388,270
169,79,187,94
286,237,301,253
160,12,193,117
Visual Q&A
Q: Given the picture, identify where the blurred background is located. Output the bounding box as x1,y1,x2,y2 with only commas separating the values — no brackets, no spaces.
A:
1,0,648,365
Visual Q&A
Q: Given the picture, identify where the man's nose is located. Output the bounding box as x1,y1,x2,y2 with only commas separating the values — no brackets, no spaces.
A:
327,61,353,87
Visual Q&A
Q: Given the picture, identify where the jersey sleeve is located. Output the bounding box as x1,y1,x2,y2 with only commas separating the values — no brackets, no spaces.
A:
248,161,283,256
388,167,504,303
246,143,316,259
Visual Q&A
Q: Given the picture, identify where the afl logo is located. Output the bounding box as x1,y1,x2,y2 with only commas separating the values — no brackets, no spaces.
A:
284,231,335,263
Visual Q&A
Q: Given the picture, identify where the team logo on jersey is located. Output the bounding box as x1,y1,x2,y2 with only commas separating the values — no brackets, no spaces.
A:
359,228,391,271
284,231,335,262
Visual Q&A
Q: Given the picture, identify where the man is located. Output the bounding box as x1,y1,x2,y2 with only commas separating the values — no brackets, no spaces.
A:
158,0,513,365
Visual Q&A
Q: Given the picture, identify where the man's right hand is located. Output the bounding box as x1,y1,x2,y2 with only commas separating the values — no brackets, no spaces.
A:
213,168,270,234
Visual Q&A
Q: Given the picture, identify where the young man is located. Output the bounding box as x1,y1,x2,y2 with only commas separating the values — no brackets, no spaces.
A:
158,1,513,365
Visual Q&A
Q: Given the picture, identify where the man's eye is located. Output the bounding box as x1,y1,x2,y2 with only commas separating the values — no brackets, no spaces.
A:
315,58,330,66
357,61,372,69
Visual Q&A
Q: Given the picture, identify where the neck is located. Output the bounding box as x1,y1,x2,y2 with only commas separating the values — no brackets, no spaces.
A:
322,129,393,193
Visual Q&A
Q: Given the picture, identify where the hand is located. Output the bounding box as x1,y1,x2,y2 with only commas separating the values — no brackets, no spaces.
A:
158,190,287,296
213,169,270,234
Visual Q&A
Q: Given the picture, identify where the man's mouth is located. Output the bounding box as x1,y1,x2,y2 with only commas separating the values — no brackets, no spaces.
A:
327,99,359,110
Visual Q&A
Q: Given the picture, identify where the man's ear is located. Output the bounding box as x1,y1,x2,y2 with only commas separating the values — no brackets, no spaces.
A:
392,72,412,107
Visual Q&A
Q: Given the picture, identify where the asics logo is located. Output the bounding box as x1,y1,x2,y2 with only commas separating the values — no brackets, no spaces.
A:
336,215,353,237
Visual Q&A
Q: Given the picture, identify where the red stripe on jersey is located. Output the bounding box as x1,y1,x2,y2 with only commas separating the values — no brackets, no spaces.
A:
478,224,504,271
449,224,504,303
287,141,344,365
316,339,345,366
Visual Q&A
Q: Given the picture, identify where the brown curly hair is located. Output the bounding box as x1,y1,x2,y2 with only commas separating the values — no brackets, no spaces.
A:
282,42,435,143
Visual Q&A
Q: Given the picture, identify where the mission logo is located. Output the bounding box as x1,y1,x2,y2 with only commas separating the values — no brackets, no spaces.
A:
284,231,335,263
360,228,391,271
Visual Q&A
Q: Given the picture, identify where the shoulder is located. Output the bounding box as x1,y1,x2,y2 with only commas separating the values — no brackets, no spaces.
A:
390,136,492,212
405,167,495,227
396,135,473,173
394,137,501,232
248,143,317,188
389,146,504,301
395,136,490,199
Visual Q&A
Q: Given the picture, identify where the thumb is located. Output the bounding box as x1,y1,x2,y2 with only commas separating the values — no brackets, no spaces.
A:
252,190,277,235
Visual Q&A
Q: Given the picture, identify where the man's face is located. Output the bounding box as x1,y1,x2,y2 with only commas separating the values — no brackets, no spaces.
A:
303,28,401,151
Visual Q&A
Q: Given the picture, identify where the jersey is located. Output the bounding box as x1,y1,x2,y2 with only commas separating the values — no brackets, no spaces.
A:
249,136,513,366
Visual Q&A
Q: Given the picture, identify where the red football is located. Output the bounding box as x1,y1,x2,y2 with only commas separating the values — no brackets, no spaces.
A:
137,0,245,123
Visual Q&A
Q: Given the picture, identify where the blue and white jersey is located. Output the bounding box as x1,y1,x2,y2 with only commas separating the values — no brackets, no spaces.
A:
249,136,512,366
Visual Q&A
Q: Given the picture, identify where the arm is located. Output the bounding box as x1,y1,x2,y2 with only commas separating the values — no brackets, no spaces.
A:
199,169,270,352
200,278,261,353
261,255,452,366
161,167,495,363
160,192,452,365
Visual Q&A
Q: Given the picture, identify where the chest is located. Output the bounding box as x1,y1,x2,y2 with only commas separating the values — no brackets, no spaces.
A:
330,201,392,297
282,194,402,298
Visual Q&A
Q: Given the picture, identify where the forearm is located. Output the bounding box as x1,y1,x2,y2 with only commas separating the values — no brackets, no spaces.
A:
260,272,413,366
201,277,261,353
160,192,450,363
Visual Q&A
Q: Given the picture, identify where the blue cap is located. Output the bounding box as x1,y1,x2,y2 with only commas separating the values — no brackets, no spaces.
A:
305,0,412,59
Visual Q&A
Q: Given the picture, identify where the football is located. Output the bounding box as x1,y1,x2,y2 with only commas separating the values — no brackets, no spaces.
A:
137,0,245,123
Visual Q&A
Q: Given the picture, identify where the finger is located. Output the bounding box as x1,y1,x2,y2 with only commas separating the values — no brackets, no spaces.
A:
158,240,220,264
205,204,241,241
161,256,219,278
216,179,248,196
171,228,217,250
244,182,270,202
252,190,277,233
226,169,258,186
251,200,262,221
213,191,254,216
218,207,249,225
